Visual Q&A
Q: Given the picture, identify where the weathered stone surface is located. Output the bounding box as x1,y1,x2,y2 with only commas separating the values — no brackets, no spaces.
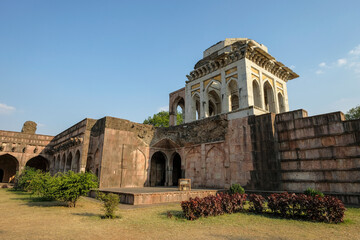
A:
21,121,37,134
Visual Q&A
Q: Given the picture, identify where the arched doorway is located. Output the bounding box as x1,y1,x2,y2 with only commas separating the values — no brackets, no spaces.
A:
172,153,182,186
206,81,222,117
227,80,239,111
65,152,72,172
150,151,166,187
26,156,49,172
263,81,276,113
0,154,18,182
85,156,94,173
72,150,80,172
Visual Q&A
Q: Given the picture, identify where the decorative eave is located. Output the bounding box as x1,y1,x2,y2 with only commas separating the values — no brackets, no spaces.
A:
186,40,299,83
51,137,83,153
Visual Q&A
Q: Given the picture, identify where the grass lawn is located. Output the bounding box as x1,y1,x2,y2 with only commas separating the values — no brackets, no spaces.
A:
0,189,359,240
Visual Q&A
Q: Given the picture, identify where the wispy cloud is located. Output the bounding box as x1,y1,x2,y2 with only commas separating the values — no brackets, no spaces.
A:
349,44,360,56
157,106,168,112
290,65,295,70
315,44,360,75
0,103,16,115
319,62,327,67
337,58,347,66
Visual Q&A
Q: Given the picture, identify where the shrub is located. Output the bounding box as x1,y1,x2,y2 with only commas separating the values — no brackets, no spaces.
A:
26,171,57,200
304,188,324,197
267,192,345,223
181,192,247,220
53,171,98,207
248,194,266,213
14,167,39,191
97,192,120,219
229,184,245,195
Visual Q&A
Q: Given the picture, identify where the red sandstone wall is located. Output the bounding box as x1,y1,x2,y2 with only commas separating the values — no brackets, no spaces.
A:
100,128,150,188
276,110,360,195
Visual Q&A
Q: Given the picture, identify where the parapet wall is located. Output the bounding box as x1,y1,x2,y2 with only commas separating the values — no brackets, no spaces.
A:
276,110,360,204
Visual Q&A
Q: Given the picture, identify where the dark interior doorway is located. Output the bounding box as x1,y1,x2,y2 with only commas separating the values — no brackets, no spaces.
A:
0,169,4,182
26,156,48,172
150,151,166,186
0,154,19,182
172,153,182,186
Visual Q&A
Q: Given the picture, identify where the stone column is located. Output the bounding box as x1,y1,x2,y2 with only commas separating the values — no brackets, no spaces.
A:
200,81,206,119
220,69,229,113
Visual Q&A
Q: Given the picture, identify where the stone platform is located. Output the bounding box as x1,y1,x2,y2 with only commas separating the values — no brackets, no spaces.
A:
90,187,224,205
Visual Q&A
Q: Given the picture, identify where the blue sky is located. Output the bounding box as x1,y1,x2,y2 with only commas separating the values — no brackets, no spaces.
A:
1,0,359,135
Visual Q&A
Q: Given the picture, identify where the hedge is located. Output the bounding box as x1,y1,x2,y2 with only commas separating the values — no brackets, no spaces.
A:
181,192,346,223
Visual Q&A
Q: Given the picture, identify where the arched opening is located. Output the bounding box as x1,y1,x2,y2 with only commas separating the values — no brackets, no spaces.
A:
208,90,221,116
263,81,276,113
85,156,94,173
253,80,262,108
150,151,166,187
65,152,72,172
0,154,18,183
72,150,80,172
173,97,184,125
94,149,100,176
278,92,286,113
60,153,66,172
55,155,60,173
227,80,239,111
172,153,182,186
26,156,49,172
192,93,200,120
207,81,221,117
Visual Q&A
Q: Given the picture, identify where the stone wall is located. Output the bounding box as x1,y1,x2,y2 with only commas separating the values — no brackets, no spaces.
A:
90,117,154,188
276,110,360,203
0,130,53,182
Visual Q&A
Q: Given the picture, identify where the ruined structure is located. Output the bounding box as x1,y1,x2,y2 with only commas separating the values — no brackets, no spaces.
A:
1,38,359,204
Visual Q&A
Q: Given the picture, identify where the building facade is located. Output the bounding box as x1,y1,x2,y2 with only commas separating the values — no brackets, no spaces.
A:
1,38,359,204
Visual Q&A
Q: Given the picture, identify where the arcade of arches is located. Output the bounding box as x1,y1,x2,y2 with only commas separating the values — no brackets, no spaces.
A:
149,151,182,187
0,154,50,183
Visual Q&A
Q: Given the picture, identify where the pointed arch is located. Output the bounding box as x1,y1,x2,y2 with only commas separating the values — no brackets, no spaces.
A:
263,81,276,113
171,152,182,186
26,155,49,172
65,152,72,172
206,80,222,116
278,92,286,113
150,151,167,186
55,155,60,172
0,154,19,183
172,96,185,126
252,80,262,108
60,153,66,172
191,92,201,120
72,150,81,172
227,79,239,111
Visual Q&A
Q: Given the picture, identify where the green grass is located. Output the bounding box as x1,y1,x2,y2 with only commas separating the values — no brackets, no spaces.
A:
0,189,359,240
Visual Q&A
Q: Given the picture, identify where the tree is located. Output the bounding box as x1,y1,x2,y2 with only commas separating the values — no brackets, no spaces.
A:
143,111,183,127
345,105,360,120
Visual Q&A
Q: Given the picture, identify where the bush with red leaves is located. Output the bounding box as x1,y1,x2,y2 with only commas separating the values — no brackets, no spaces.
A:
267,192,346,223
181,192,247,220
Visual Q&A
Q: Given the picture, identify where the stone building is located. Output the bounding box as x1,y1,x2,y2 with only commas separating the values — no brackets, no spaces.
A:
1,38,359,204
